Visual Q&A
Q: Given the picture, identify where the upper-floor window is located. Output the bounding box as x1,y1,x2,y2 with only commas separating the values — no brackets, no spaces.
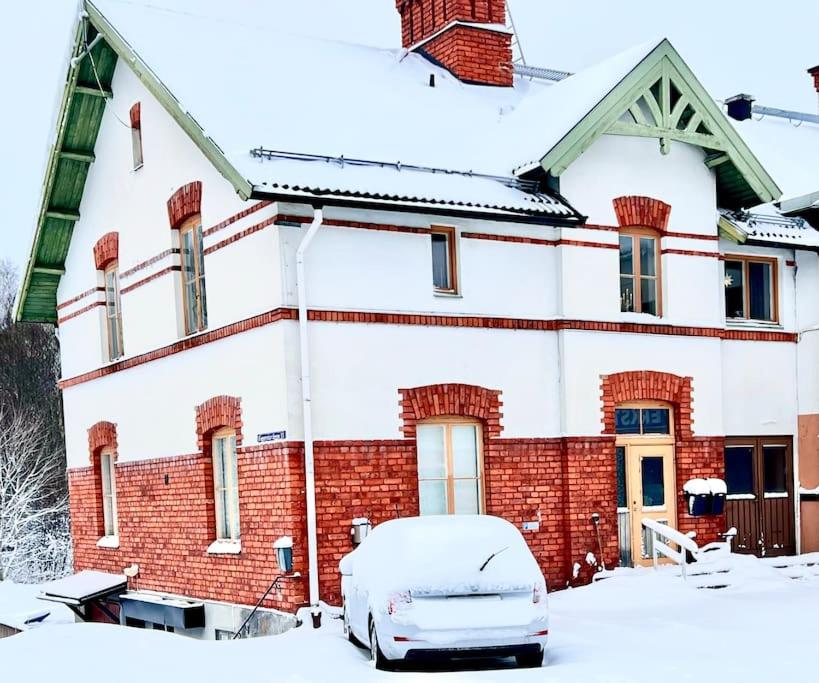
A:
99,448,118,538
724,256,777,323
130,102,143,170
212,428,240,542
416,419,483,515
431,226,458,294
104,262,124,361
620,231,660,315
180,216,208,334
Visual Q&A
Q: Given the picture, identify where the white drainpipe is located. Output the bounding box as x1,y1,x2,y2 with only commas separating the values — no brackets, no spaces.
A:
296,207,323,626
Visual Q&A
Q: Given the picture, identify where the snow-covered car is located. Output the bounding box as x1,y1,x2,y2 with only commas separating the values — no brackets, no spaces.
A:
339,515,548,670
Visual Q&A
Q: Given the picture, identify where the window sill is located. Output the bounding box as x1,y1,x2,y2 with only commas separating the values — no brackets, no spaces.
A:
207,540,242,555
433,290,462,299
96,535,120,549
725,319,783,330
726,493,756,501
132,163,144,172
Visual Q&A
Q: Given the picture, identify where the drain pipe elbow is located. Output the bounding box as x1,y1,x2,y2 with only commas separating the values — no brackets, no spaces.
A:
296,207,324,625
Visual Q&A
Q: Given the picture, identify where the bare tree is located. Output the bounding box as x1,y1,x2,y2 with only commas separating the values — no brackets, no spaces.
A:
0,408,70,582
0,260,69,582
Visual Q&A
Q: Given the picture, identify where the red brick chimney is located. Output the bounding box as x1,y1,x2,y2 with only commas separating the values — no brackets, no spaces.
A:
809,65,819,111
395,0,513,87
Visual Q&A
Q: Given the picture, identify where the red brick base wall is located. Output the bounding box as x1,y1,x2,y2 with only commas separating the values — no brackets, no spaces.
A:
69,435,726,613
677,436,727,539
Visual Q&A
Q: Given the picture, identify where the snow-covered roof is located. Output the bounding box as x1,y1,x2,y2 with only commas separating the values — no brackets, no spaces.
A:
0,582,73,631
91,0,588,217
40,570,127,605
730,114,819,203
720,206,819,248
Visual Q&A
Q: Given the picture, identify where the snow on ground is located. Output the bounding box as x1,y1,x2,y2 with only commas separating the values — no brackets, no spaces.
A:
0,559,817,682
0,581,73,631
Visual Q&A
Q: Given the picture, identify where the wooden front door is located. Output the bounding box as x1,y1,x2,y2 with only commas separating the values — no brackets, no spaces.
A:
627,444,677,566
725,437,795,557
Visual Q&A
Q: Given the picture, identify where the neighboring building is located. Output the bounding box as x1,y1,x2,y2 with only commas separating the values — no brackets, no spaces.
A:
14,0,819,637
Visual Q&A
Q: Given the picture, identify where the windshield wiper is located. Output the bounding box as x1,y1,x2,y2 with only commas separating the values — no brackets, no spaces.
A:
479,546,509,572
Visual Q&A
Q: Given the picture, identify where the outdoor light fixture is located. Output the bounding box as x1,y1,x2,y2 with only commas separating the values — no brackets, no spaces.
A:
350,517,372,547
273,536,294,574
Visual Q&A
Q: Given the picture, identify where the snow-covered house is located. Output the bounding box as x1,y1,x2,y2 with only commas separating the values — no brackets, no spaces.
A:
15,0,819,637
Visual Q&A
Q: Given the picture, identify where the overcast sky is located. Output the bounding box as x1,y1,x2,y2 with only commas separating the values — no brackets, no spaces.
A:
1,0,817,272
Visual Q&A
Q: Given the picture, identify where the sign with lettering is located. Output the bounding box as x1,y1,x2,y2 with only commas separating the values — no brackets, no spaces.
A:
258,431,287,443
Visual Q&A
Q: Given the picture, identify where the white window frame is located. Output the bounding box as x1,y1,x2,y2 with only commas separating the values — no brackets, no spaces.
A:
416,418,484,515
99,448,118,541
103,261,124,361
212,428,240,543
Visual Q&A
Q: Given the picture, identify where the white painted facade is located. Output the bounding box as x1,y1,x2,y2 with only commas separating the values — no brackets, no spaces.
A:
53,53,816,565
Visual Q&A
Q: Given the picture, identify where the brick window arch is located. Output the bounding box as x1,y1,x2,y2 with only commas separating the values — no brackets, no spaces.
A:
92,232,119,271
613,196,672,233
195,395,243,451
399,383,502,438
167,181,202,230
87,421,119,541
600,371,692,438
88,421,118,461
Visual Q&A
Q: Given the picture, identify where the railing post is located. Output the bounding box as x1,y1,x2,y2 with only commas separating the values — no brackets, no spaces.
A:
651,530,659,569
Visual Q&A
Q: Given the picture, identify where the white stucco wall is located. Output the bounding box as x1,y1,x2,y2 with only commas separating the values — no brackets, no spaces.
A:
53,58,810,474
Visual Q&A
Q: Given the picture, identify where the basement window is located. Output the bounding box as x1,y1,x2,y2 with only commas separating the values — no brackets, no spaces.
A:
431,227,458,294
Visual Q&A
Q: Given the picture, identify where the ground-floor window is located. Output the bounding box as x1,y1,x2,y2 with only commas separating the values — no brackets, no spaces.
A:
416,420,483,515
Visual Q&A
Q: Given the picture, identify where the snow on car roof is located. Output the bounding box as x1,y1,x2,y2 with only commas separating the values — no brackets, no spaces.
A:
348,516,544,597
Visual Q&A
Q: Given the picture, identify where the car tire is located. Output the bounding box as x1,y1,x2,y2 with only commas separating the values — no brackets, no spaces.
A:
343,602,359,646
369,617,395,671
516,648,544,668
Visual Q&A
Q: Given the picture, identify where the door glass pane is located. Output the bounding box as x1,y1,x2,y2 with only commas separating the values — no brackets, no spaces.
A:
619,236,633,275
724,261,745,318
748,261,772,321
616,446,627,509
419,480,447,515
453,479,480,514
620,277,635,313
641,409,670,434
763,446,787,493
615,408,641,435
431,233,451,290
725,446,754,494
417,425,446,478
451,425,478,477
641,457,665,506
639,237,656,276
640,278,657,315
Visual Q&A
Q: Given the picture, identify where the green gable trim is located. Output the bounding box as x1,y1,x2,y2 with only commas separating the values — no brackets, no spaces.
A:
538,40,781,212
16,1,254,323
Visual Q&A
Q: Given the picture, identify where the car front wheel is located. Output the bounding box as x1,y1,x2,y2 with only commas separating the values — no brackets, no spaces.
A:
369,618,395,671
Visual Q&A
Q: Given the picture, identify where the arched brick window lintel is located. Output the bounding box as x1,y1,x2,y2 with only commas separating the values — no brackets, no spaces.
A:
399,383,503,438
87,421,118,462
613,196,672,233
600,370,693,438
167,181,202,229
195,395,243,450
92,232,119,271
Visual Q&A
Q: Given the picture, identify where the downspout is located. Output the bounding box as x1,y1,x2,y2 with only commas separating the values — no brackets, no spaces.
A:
296,207,324,627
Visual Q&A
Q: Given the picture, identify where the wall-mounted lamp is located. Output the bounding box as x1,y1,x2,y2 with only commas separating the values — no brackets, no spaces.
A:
350,517,372,547
273,536,294,574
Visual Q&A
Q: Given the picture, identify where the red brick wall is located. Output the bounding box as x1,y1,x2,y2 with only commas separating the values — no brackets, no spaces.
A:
69,444,309,613
421,24,513,86
313,440,420,605
676,436,726,539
